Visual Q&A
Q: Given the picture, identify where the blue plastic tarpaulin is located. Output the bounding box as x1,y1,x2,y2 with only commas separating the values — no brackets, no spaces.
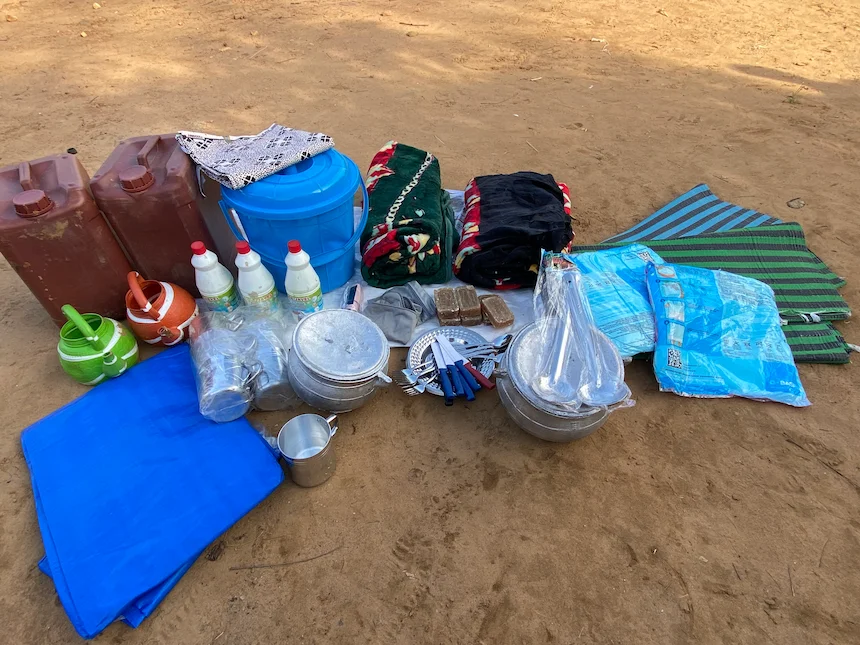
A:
21,344,284,639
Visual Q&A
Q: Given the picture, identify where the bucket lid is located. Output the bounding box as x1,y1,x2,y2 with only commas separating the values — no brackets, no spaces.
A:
292,309,388,382
221,149,360,218
506,323,604,419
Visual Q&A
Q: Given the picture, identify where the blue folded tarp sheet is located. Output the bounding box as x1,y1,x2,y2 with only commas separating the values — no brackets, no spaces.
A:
21,344,284,639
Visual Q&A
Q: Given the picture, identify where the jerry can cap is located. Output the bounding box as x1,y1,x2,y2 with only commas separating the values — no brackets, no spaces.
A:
13,189,54,217
119,165,155,193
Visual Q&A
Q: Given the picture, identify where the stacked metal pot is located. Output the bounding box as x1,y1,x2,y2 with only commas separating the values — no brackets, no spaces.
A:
496,323,611,442
287,309,391,413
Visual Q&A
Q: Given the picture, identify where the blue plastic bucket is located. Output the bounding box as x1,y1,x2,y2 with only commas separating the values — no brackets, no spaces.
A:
255,230,363,295
219,149,368,293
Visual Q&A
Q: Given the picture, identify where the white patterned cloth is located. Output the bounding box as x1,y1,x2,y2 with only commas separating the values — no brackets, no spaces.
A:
176,124,334,190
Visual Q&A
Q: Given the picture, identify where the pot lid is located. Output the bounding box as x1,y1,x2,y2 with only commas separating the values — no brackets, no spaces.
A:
292,309,388,381
506,322,607,418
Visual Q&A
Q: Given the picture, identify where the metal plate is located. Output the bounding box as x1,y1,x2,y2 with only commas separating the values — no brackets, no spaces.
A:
292,309,389,382
406,327,495,397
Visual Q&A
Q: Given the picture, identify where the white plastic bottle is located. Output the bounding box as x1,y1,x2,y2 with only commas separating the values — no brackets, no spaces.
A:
235,241,278,310
284,240,323,317
191,241,240,312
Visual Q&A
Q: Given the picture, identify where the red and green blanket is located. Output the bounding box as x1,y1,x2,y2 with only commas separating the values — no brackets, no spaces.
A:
360,142,457,288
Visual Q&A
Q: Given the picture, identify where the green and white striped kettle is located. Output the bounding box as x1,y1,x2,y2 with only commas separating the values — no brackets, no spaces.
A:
57,305,139,385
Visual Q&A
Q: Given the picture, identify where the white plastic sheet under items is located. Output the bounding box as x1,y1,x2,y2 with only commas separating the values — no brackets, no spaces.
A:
324,191,533,347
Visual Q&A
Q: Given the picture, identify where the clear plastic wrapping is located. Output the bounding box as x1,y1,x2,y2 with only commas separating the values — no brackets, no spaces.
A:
569,244,664,357
242,313,302,411
531,253,633,415
189,305,300,422
341,282,364,312
189,313,256,423
646,263,810,407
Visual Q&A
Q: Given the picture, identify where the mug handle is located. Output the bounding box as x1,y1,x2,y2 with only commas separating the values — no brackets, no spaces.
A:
244,361,264,389
325,414,338,437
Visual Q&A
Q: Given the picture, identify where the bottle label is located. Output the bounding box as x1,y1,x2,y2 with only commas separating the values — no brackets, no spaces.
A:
289,287,324,317
204,285,241,312
243,287,279,311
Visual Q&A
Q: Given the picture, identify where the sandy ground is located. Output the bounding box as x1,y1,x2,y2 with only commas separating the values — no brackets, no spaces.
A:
2,0,860,643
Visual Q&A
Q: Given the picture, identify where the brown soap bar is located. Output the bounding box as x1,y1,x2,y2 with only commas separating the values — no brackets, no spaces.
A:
434,287,460,326
455,286,482,326
481,294,515,328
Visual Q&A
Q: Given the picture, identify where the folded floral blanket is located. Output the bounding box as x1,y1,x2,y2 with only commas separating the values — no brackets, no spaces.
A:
360,142,456,288
454,172,574,289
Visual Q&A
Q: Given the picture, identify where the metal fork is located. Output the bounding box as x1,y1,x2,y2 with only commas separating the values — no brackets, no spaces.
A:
395,351,497,388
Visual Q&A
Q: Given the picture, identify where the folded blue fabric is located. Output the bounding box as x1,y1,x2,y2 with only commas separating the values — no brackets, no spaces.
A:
36,555,195,629
569,244,664,357
21,344,284,639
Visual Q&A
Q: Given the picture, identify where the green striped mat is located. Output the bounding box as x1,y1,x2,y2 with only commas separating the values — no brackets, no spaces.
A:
574,223,852,364
634,322,850,364
782,322,850,364
575,223,849,323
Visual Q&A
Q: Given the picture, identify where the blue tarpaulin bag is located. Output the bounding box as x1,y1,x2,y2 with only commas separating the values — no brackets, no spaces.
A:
21,344,284,639
645,263,810,407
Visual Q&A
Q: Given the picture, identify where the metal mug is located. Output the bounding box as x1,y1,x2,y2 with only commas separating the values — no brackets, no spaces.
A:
193,328,261,423
277,414,338,487
243,318,299,411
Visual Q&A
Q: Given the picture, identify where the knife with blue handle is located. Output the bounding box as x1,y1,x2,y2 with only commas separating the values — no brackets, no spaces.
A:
445,348,475,401
448,355,465,397
439,336,482,394
431,341,454,405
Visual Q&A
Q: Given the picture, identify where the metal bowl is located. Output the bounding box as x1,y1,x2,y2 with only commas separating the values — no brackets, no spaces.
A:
497,364,608,442
496,323,609,442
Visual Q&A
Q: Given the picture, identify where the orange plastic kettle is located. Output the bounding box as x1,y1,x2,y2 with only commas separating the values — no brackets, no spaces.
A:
125,272,198,346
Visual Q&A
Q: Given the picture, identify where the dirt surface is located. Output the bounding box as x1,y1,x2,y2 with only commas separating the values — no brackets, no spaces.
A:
2,0,860,643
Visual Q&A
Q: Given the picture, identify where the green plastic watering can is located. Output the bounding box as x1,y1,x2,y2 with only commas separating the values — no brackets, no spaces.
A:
57,304,139,385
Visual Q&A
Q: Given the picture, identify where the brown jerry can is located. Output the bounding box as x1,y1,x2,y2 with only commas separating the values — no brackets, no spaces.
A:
90,134,215,296
0,153,132,327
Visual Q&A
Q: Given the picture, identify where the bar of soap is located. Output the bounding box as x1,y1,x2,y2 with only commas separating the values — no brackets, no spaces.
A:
480,294,515,328
434,287,460,326
455,286,482,326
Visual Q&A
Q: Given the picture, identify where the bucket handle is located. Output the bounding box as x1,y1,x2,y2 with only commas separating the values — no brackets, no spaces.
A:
218,202,250,242
217,176,370,266
311,177,369,268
